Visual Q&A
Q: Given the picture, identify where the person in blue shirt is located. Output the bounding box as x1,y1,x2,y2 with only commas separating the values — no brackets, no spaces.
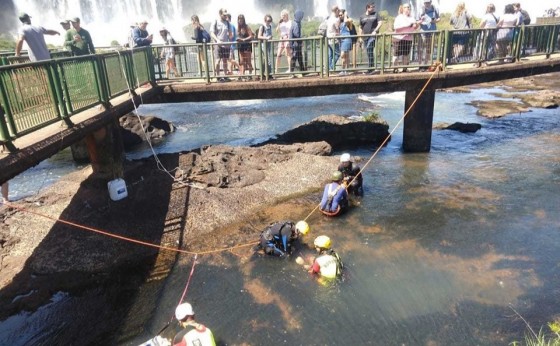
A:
320,171,348,216
132,20,153,47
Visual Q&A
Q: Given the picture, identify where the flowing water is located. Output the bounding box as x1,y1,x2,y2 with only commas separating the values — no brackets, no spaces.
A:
1,87,559,345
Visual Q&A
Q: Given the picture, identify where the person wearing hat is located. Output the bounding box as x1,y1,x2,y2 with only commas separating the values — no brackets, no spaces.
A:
319,171,348,216
173,302,216,346
338,153,363,196
306,235,343,279
60,20,71,31
64,17,95,56
259,220,310,257
133,20,153,47
15,13,60,62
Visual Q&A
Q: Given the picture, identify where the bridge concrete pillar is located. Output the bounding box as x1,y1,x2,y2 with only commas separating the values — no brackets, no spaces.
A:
70,139,91,163
85,119,124,178
403,88,435,152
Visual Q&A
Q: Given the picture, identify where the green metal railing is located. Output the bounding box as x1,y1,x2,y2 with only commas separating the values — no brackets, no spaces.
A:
0,24,558,150
0,47,154,146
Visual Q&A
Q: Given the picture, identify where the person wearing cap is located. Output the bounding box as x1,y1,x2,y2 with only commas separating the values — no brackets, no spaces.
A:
338,153,363,196
173,302,216,346
259,220,310,257
319,171,348,216
64,17,95,56
60,20,71,31
306,235,343,279
15,13,60,62
133,20,153,47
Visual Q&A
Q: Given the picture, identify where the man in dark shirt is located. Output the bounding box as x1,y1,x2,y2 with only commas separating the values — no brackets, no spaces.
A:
359,2,383,73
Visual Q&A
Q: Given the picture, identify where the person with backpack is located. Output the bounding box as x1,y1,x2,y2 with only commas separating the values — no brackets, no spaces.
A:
159,28,179,79
319,171,348,216
307,236,343,280
210,8,232,82
191,15,210,75
256,14,274,80
289,9,305,73
259,220,310,257
359,2,383,74
513,3,531,25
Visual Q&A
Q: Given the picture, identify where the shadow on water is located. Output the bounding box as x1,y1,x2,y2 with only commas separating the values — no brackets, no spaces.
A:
0,154,192,345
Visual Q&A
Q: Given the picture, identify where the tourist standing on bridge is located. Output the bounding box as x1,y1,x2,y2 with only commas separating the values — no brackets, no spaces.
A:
236,14,254,80
159,28,179,79
473,3,498,67
417,0,440,71
132,20,153,48
275,9,292,73
210,8,232,82
289,9,305,73
191,15,207,75
173,302,216,346
64,17,95,56
225,14,240,77
496,4,519,63
59,20,70,32
449,3,472,64
338,9,352,75
256,14,274,79
393,3,417,73
15,13,60,61
327,6,341,71
359,3,383,74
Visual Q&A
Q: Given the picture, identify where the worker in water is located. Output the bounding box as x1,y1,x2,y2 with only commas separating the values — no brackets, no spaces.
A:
319,171,348,216
259,220,310,256
338,153,363,196
299,235,343,279
173,302,216,346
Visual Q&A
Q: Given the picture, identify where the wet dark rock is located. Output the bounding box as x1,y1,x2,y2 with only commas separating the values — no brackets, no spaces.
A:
119,114,176,150
258,115,390,150
434,122,482,133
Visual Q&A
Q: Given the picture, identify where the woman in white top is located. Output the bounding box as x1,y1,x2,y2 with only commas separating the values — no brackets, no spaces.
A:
392,3,418,73
474,3,499,66
496,4,519,62
275,9,292,73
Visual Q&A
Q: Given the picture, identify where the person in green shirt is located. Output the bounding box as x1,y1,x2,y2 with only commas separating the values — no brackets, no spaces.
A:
64,17,95,56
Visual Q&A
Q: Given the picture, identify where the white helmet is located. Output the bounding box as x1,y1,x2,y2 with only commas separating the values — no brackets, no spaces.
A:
175,302,194,321
340,153,351,163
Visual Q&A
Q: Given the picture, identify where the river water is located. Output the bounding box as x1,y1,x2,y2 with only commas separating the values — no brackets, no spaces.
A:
1,86,559,345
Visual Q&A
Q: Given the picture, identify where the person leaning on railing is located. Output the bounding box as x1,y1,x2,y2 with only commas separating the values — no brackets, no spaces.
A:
15,12,60,62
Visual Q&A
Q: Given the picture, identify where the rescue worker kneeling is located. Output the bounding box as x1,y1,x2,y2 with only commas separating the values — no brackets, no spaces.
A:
173,302,216,346
319,171,348,216
259,220,310,256
309,235,343,279
338,153,363,196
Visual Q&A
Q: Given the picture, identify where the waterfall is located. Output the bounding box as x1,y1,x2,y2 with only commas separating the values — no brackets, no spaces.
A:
13,0,262,46
313,0,348,18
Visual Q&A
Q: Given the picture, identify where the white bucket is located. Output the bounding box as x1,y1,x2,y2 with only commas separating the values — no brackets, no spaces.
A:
108,178,128,201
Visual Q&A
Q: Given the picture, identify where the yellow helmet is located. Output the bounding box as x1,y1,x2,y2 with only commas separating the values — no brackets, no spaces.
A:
332,171,343,181
295,220,310,235
314,235,331,250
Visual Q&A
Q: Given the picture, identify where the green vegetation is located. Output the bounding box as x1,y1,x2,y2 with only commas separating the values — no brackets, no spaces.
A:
510,313,560,346
0,35,15,51
363,111,380,123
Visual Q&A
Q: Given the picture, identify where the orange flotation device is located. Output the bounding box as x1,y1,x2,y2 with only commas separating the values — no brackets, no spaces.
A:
320,206,341,217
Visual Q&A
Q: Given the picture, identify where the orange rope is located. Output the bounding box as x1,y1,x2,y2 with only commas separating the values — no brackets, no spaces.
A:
304,63,442,222
4,202,258,255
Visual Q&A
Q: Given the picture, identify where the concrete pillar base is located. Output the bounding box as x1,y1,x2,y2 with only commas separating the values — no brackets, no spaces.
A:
70,139,90,163
85,119,125,179
403,88,435,153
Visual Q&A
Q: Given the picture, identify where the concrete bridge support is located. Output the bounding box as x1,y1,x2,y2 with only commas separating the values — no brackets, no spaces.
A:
403,88,436,152
85,119,125,179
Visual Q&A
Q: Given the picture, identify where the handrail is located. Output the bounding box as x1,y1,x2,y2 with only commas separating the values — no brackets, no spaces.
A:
0,24,558,151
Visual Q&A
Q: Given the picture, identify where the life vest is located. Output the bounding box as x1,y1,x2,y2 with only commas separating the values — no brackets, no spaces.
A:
173,322,216,346
315,251,343,279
